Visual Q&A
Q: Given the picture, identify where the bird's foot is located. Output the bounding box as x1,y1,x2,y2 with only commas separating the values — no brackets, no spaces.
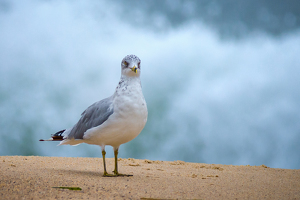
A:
114,173,133,177
103,172,118,177
113,170,133,177
102,171,132,177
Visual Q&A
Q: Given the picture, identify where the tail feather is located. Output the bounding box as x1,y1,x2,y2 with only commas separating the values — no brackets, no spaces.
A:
39,129,66,141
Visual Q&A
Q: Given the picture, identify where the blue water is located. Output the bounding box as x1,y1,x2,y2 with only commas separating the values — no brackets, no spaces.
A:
0,0,299,169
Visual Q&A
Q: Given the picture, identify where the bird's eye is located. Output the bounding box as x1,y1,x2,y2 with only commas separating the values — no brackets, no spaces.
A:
124,61,128,67
138,62,141,68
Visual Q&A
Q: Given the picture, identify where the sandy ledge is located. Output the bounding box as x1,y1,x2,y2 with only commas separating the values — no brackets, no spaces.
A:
0,156,299,199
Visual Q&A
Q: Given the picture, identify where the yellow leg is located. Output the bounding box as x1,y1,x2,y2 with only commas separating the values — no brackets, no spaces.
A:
102,150,110,176
102,148,132,177
113,148,132,177
113,149,119,175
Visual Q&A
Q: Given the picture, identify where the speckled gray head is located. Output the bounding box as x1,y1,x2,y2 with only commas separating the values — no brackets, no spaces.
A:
121,55,141,77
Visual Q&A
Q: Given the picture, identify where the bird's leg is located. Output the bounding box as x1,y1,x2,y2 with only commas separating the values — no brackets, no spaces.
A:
102,150,110,176
102,147,132,177
113,148,119,175
102,150,116,177
113,148,132,177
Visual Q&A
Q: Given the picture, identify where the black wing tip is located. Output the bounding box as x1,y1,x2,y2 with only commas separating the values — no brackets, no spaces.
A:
51,129,65,140
53,129,66,136
39,129,66,141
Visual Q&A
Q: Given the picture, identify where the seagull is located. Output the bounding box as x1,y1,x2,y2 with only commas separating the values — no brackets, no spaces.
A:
40,55,148,177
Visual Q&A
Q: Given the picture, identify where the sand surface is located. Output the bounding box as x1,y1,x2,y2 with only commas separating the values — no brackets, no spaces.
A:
0,156,299,199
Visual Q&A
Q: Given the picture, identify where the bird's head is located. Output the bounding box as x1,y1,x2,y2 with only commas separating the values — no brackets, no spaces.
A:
121,55,141,77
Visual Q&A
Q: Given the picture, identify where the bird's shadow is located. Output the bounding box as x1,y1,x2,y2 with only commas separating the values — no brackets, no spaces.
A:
48,168,134,178
49,168,106,177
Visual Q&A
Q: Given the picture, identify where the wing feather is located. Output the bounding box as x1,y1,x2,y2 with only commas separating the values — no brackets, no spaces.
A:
67,96,114,139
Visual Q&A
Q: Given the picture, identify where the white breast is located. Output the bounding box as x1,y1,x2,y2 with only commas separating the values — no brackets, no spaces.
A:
83,77,148,148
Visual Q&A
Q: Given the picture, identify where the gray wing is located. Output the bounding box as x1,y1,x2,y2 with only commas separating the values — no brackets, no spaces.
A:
67,96,114,139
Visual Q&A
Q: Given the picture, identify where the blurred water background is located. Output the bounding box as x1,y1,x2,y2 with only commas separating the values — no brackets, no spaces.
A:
0,0,299,169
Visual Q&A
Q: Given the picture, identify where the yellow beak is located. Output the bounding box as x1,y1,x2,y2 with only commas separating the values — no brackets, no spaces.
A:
131,66,137,73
